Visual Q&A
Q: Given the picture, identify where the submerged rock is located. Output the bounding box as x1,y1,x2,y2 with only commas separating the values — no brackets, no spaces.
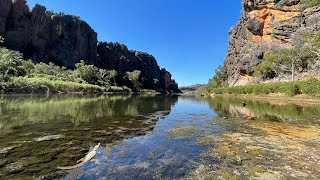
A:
0,146,15,154
34,134,65,142
4,162,23,173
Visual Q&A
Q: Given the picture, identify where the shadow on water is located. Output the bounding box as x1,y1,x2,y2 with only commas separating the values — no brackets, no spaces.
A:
0,94,178,179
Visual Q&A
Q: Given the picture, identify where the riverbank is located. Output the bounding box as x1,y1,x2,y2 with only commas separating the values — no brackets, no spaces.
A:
210,79,320,97
211,94,320,105
1,77,176,94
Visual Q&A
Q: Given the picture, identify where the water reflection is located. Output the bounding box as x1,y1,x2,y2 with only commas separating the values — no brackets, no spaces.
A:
208,96,320,125
0,94,178,133
0,94,178,179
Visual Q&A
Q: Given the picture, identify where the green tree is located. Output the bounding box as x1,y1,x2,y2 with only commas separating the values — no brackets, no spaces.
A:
123,70,141,90
207,65,228,89
0,48,25,82
273,47,312,81
106,70,118,85
74,60,99,84
299,0,320,8
254,54,277,79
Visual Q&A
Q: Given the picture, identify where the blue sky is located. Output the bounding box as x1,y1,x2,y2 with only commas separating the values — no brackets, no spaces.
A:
27,0,242,86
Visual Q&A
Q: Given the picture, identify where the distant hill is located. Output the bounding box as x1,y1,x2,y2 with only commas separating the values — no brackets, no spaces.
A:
180,84,205,92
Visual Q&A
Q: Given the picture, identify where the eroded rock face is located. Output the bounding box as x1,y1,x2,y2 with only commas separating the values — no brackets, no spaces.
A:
0,0,97,68
225,0,320,86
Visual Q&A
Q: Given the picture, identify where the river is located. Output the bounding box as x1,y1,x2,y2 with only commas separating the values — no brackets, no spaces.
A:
0,94,319,179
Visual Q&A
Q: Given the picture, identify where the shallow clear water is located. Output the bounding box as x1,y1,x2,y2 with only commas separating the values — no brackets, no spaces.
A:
1,94,320,179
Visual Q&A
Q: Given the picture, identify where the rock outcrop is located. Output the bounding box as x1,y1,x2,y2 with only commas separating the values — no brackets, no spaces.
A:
1,0,97,68
224,0,320,86
0,0,178,91
97,42,178,91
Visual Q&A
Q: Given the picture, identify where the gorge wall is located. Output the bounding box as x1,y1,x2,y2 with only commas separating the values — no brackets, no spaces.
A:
225,0,320,86
0,0,178,91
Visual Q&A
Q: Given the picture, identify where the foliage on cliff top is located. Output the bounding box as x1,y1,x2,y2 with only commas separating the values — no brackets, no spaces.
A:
300,0,320,8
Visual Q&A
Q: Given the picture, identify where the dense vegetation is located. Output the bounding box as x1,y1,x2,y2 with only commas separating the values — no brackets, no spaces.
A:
211,78,320,96
0,37,157,94
300,0,320,8
254,32,320,81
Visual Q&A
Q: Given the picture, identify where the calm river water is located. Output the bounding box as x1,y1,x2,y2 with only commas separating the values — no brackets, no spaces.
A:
1,94,320,179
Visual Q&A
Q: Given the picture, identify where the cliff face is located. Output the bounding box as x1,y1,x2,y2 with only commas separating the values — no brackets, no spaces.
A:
225,0,320,86
0,0,97,68
0,0,178,91
97,42,177,90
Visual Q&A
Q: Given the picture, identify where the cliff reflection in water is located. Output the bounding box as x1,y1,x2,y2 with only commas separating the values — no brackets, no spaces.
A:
0,94,178,179
208,96,320,125
0,94,178,134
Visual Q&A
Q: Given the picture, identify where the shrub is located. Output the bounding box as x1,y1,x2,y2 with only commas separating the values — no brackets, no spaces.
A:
6,77,105,94
0,48,25,82
300,0,320,8
210,79,320,96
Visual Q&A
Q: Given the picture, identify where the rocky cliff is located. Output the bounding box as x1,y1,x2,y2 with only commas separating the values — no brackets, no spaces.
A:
0,0,178,91
97,42,177,89
225,0,320,86
0,0,97,67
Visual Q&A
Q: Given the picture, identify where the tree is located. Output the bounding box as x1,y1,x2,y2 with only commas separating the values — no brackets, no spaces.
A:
273,47,312,81
254,54,277,80
106,70,118,85
74,60,99,84
123,70,141,90
207,65,228,89
0,48,25,82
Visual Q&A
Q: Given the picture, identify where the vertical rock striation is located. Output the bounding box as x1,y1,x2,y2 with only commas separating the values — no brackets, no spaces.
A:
1,0,97,68
224,0,320,86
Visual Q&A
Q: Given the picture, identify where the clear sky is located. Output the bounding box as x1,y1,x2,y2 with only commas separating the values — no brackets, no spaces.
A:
27,0,242,86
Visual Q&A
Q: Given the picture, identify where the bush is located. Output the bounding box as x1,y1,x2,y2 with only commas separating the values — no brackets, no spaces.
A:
0,48,25,82
300,0,320,8
6,77,105,93
210,78,320,96
108,86,132,92
254,54,277,79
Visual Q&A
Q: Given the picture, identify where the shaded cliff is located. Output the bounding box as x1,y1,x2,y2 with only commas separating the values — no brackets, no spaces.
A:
0,0,97,67
97,42,178,90
0,0,179,91
224,0,320,86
